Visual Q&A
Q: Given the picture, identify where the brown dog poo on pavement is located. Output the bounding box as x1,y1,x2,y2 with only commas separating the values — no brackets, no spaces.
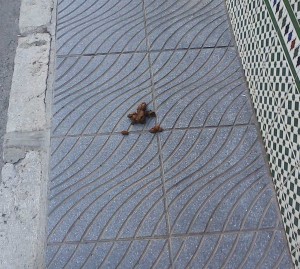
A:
121,130,129,135
126,103,162,135
145,110,156,118
149,125,163,133
128,102,155,124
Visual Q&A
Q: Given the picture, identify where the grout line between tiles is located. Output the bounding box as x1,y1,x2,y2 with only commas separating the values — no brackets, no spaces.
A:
56,45,235,58
50,123,256,139
47,226,285,246
141,0,174,267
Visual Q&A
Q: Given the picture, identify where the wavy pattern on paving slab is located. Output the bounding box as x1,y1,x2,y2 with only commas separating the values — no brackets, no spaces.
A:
56,0,147,54
47,0,292,267
144,0,232,49
52,53,154,136
161,127,282,234
171,231,293,268
47,240,170,269
151,48,253,128
48,134,167,243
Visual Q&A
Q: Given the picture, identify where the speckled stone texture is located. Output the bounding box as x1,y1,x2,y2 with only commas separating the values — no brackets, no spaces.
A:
47,0,293,267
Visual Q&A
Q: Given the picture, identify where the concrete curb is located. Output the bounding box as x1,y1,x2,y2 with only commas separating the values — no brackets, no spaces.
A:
19,0,53,35
0,0,56,268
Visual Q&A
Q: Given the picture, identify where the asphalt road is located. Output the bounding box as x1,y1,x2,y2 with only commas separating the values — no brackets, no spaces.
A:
0,0,20,177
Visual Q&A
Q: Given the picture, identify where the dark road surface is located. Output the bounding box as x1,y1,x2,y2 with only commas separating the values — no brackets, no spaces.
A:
0,0,20,177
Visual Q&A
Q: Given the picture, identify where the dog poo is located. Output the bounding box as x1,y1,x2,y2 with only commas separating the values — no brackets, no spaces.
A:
149,125,164,133
124,102,163,135
121,130,129,135
127,102,157,124
146,111,156,118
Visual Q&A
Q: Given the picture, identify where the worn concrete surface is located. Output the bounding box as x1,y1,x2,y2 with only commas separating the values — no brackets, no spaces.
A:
6,34,50,133
19,0,53,35
0,0,20,178
0,34,51,269
46,0,293,268
1,151,43,269
0,0,55,267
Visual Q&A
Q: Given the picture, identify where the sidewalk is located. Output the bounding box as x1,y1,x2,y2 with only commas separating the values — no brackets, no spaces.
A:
46,0,293,268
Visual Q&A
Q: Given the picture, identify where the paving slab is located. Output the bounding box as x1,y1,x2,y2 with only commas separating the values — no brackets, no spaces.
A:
52,53,154,136
47,239,171,269
171,231,293,269
47,0,293,267
161,126,282,235
144,0,232,50
48,134,167,243
56,0,147,55
150,48,253,128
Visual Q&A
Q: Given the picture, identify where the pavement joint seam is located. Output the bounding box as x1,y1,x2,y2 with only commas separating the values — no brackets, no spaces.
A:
141,0,175,267
46,226,286,246
50,123,257,139
56,45,236,58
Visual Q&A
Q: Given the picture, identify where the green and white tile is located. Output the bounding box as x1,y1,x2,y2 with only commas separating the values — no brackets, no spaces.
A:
226,0,300,266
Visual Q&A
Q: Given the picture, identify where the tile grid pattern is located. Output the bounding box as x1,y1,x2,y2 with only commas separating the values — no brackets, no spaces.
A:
268,0,300,70
290,0,300,24
47,0,293,267
226,0,300,266
267,0,300,73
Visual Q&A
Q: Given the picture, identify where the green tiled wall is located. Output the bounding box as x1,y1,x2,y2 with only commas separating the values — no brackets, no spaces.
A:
225,0,300,266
